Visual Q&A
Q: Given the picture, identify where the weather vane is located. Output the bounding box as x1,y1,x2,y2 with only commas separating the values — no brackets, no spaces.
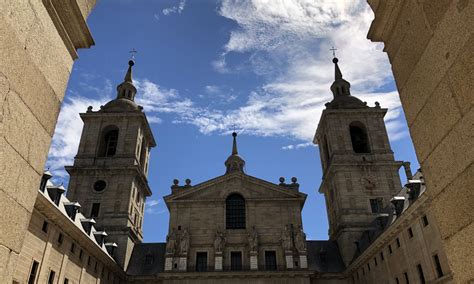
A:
129,48,138,60
330,46,337,58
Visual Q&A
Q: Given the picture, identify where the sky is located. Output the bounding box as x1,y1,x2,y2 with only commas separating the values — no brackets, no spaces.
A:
46,0,419,242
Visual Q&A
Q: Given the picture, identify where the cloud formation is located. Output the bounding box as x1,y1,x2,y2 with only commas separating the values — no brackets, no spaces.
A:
162,0,186,16
47,0,408,178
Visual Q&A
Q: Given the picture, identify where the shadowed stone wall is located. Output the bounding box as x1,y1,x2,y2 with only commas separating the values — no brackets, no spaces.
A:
367,0,473,282
0,1,96,282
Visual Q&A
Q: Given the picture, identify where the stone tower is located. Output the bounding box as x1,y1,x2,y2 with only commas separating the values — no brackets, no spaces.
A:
314,57,402,265
66,60,156,269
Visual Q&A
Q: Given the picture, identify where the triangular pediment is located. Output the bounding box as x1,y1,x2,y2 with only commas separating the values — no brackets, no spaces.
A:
164,172,306,203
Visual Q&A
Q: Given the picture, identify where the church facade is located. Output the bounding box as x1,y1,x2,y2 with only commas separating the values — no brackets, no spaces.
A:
11,58,452,283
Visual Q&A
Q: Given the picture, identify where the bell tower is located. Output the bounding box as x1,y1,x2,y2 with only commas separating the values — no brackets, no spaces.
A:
66,59,156,269
314,57,402,265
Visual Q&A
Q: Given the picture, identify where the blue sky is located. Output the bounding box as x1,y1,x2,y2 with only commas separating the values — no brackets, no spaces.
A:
46,0,419,242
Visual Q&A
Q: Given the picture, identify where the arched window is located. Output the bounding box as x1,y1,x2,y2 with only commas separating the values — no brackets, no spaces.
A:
99,126,119,157
349,122,371,153
226,194,245,229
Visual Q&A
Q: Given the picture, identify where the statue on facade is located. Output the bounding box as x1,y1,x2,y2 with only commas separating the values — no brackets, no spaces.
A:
295,225,307,252
280,225,292,251
179,229,190,255
166,228,177,254
248,226,258,252
214,230,226,253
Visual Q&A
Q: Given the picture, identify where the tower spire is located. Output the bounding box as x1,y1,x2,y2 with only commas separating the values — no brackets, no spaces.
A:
116,59,137,101
325,55,367,109
225,131,245,174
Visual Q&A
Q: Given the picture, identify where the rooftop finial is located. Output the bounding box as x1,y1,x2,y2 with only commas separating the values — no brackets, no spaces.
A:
232,131,238,155
330,46,337,58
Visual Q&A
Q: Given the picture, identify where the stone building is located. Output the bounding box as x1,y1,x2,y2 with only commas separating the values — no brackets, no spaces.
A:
10,57,454,283
0,1,96,282
1,1,472,283
367,1,473,282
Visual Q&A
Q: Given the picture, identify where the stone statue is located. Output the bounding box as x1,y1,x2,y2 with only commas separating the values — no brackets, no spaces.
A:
280,225,292,251
166,228,177,254
295,225,307,252
214,230,226,253
248,226,258,252
179,229,190,254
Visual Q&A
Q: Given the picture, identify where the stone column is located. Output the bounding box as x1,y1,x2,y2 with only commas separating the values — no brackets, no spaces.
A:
249,251,258,270
214,252,223,271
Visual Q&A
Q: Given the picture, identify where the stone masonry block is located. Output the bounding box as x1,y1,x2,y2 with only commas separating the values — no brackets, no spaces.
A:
444,222,474,283
447,35,474,116
430,163,473,241
0,138,41,211
390,1,433,90
0,190,31,253
0,245,18,284
422,107,474,197
401,3,472,126
409,78,462,163
2,90,53,173
3,0,74,98
0,13,62,136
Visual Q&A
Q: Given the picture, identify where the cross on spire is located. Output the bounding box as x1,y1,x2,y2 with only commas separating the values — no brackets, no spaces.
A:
330,46,337,58
129,48,138,60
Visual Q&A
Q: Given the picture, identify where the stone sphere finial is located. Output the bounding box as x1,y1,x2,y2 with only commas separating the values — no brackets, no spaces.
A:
87,106,93,112
185,179,191,186
128,60,135,67
173,179,179,185
291,177,297,183
332,57,338,64
279,177,285,183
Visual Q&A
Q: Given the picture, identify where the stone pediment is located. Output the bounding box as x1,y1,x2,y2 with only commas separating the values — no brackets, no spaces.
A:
164,172,307,204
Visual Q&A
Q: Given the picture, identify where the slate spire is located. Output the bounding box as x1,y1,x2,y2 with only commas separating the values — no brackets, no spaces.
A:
330,57,351,98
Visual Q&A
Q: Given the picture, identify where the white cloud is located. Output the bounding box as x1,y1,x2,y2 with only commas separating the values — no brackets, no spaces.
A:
282,142,315,150
145,198,167,214
162,0,186,15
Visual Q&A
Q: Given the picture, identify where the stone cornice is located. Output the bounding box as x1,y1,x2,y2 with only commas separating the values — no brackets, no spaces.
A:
42,0,95,60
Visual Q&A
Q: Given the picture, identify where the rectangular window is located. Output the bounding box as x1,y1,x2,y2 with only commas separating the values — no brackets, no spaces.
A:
28,261,39,284
64,278,69,284
389,244,393,254
395,277,400,284
70,243,75,254
367,262,371,271
91,203,100,218
374,257,378,266
396,238,401,248
79,249,83,260
362,267,365,275
42,221,49,233
195,252,207,272
408,227,414,238
230,251,242,271
404,272,410,284
433,254,444,278
380,251,384,261
265,251,277,271
47,270,56,284
417,264,426,284
370,198,383,213
422,215,429,227
57,233,63,244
